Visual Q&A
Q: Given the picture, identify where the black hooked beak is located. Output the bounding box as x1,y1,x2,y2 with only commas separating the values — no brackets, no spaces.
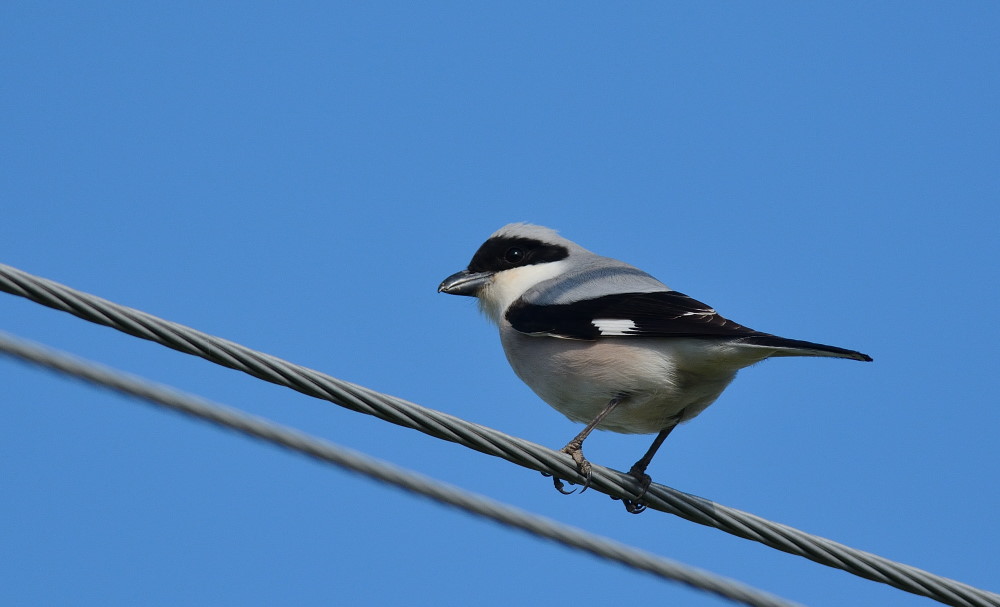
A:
438,269,493,296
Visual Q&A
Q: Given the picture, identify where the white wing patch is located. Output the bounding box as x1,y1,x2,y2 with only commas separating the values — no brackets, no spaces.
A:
591,318,638,336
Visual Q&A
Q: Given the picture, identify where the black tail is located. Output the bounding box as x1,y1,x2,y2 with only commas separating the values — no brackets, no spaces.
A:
738,334,873,362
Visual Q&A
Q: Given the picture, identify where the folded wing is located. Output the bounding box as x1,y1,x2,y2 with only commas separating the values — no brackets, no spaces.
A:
505,290,872,361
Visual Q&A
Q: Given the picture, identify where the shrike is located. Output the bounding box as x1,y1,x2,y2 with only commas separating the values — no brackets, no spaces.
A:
438,223,871,513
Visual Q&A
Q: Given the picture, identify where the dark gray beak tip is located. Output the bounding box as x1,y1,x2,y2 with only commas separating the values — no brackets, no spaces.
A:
436,279,456,294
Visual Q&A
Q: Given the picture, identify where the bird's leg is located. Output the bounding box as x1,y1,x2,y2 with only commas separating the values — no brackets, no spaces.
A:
548,397,623,495
617,423,677,514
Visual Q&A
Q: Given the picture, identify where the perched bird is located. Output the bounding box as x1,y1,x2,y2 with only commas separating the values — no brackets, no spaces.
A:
438,223,871,513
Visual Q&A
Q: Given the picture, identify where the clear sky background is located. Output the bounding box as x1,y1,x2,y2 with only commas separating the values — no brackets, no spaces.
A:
2,4,998,606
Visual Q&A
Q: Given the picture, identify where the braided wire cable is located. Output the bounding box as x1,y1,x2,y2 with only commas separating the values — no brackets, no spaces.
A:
1,262,997,607
0,330,803,607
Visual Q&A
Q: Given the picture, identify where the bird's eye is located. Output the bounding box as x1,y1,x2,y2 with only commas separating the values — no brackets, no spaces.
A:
504,247,525,264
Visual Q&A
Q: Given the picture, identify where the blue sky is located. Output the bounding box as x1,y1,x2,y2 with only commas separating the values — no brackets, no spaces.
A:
2,4,998,606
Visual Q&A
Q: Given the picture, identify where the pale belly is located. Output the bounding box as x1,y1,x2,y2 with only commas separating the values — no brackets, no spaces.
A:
500,330,770,434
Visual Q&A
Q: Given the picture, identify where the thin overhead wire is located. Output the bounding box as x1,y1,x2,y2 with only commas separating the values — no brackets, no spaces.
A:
1,262,997,607
0,330,803,607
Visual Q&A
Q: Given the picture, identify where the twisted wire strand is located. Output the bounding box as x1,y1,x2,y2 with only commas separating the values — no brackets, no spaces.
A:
0,331,803,607
1,262,996,607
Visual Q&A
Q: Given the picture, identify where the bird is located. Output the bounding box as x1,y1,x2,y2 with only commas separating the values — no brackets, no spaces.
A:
438,223,872,513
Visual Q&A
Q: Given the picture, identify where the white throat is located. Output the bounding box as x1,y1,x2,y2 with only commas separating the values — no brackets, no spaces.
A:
477,260,569,325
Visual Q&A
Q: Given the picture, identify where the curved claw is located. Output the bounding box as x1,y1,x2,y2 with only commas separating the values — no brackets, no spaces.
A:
551,475,577,495
621,498,648,514
613,466,653,514
541,470,578,495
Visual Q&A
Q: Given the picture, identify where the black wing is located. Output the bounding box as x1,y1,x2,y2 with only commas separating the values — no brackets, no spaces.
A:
505,290,873,361
506,291,757,339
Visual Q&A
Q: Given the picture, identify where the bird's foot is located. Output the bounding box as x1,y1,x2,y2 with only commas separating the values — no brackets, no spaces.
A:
613,464,653,514
545,439,593,495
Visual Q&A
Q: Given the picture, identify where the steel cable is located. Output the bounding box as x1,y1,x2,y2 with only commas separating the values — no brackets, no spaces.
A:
1,262,996,607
